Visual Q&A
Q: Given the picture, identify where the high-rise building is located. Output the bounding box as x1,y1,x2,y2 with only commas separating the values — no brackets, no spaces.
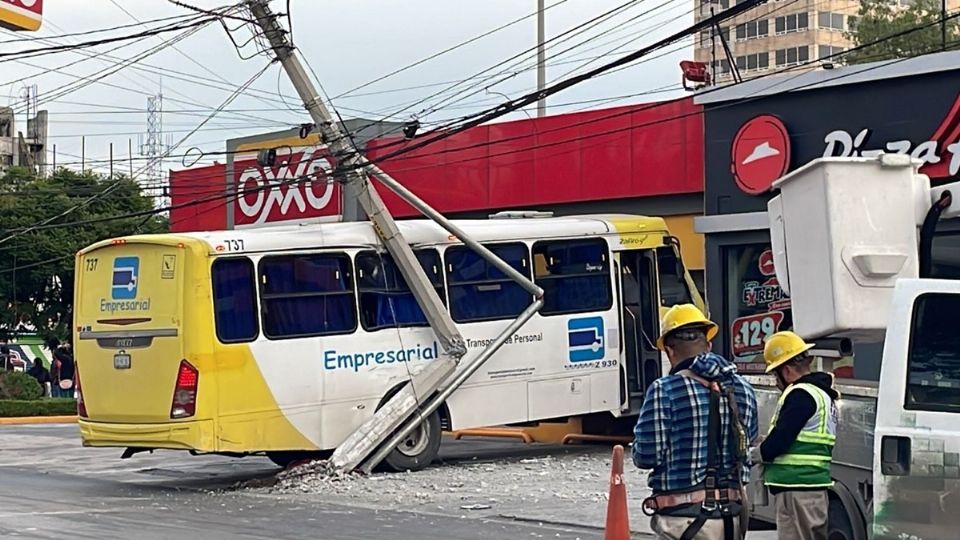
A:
692,0,947,84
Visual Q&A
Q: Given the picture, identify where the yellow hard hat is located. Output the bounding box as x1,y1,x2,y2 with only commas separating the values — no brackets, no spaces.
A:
763,331,814,373
656,304,719,351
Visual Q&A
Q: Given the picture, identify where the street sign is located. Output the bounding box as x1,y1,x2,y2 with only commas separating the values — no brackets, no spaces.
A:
0,0,43,31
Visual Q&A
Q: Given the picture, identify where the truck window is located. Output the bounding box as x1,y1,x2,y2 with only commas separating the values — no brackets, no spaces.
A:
905,293,960,412
211,258,259,343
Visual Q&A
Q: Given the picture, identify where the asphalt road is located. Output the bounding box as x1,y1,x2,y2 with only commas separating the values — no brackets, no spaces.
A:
0,424,608,539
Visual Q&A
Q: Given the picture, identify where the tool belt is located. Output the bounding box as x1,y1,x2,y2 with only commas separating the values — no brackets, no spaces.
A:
643,488,742,512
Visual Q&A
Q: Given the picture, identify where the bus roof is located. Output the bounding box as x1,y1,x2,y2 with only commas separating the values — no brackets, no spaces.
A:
84,214,671,255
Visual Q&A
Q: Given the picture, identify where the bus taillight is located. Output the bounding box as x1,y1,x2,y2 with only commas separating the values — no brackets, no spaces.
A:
171,360,198,419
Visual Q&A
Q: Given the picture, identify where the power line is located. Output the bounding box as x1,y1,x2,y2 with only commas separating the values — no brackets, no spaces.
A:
331,0,572,100
10,5,956,239
0,13,224,64
0,12,200,45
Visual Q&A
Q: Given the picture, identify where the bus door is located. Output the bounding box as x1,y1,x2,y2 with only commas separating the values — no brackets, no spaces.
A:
874,279,960,539
616,249,661,413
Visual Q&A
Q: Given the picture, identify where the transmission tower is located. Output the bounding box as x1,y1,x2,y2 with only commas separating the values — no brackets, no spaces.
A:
139,92,167,186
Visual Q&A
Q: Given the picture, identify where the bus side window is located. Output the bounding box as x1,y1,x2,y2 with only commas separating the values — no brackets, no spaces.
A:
356,249,445,332
905,293,960,412
211,258,259,343
446,243,531,323
258,253,357,339
533,238,612,315
656,247,693,306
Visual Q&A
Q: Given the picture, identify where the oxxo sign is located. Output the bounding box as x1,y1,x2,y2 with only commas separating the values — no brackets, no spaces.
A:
0,0,42,31
234,147,341,227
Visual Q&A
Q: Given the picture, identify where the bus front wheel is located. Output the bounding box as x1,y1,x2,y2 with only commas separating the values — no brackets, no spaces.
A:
380,409,442,473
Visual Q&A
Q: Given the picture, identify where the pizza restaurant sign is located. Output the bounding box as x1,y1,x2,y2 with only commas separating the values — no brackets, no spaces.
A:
730,95,960,195
0,0,42,31
823,128,960,177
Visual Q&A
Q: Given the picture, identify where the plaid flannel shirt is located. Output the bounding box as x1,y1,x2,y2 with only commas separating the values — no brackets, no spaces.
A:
632,352,759,494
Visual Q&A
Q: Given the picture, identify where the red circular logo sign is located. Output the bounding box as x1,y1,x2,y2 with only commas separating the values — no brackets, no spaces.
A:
731,115,791,195
758,249,775,276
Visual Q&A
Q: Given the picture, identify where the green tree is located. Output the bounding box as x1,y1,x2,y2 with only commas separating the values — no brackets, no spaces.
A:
845,0,960,65
0,167,168,339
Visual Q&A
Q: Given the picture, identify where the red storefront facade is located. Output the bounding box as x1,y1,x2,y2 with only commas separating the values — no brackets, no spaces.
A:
169,96,707,268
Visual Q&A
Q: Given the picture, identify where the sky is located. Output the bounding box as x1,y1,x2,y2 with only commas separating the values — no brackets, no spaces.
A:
0,0,694,190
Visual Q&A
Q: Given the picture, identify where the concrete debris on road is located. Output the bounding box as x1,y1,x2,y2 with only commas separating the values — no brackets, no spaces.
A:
253,448,652,532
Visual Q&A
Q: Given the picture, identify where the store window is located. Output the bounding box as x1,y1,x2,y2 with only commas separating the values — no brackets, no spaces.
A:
723,244,793,374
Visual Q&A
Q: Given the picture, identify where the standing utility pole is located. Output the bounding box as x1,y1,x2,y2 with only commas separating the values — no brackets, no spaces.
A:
245,0,542,474
942,0,947,51
536,0,546,117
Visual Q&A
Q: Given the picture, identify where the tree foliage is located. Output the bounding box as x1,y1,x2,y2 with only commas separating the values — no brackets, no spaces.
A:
845,0,960,65
0,167,168,339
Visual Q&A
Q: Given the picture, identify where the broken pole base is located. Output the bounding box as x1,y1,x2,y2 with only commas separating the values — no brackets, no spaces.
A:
329,356,457,472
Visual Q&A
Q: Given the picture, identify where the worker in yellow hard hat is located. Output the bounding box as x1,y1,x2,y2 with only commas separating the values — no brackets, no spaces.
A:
633,304,758,540
755,331,840,540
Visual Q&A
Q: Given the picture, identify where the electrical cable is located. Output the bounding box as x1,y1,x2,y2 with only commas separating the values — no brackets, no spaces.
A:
331,0,572,100
0,14,224,63
9,6,957,238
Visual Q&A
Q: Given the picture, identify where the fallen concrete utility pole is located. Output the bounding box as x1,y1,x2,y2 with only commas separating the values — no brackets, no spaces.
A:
243,0,543,473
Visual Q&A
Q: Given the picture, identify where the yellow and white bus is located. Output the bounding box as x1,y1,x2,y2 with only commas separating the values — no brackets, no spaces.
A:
74,213,705,469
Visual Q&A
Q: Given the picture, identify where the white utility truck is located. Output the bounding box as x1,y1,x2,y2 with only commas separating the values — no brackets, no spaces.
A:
754,154,960,539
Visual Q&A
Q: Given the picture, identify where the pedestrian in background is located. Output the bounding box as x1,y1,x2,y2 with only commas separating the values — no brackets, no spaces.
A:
46,338,75,399
28,357,52,397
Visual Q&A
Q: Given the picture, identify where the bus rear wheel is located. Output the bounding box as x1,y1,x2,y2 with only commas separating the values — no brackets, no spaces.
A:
380,409,442,473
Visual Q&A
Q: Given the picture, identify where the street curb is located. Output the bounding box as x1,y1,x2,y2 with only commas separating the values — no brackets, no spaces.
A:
0,415,78,425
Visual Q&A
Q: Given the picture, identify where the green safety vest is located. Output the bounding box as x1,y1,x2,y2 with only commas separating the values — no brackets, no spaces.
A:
763,382,837,489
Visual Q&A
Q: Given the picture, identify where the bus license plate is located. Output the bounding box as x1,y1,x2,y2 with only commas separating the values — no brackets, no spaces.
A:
113,353,131,370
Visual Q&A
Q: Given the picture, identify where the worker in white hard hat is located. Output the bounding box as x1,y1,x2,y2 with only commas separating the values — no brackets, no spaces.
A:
755,331,840,540
634,304,759,540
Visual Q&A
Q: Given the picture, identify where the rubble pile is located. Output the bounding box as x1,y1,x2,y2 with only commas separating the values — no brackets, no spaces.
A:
271,459,363,492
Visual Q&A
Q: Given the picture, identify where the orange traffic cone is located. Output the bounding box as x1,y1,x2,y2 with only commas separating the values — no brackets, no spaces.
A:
604,444,630,540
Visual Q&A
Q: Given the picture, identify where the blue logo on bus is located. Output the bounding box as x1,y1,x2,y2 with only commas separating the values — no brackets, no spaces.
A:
111,257,139,300
568,317,604,362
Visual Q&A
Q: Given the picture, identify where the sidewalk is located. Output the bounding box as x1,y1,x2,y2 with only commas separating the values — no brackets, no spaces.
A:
0,416,77,425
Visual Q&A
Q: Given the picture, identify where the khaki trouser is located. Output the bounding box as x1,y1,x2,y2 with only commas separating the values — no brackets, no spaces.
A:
774,490,828,540
650,515,744,540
